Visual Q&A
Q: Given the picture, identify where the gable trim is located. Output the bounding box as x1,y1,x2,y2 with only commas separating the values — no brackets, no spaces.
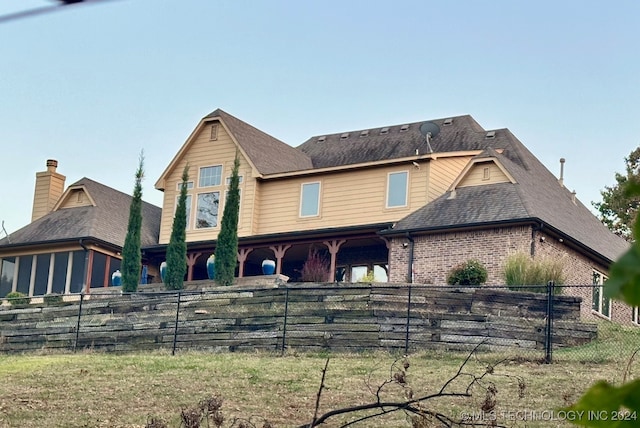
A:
154,117,261,191
448,157,516,191
52,184,97,211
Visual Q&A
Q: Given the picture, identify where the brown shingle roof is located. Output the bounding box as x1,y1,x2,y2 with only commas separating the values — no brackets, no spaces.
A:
0,178,161,249
384,128,629,264
205,109,313,175
297,115,490,168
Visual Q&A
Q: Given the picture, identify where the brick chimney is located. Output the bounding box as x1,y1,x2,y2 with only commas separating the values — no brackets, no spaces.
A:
31,159,66,222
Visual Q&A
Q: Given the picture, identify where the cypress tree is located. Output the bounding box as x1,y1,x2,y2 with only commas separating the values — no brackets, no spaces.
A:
215,154,240,286
165,164,189,290
121,151,144,292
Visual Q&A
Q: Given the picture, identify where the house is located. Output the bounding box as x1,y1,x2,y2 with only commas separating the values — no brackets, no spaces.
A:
0,161,161,297
0,110,630,323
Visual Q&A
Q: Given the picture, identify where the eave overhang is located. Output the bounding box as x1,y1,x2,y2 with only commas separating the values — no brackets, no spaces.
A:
142,222,394,255
379,217,617,268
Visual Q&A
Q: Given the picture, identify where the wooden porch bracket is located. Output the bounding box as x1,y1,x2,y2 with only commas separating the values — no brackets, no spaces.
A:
237,247,254,278
323,239,346,282
186,252,202,281
269,244,291,275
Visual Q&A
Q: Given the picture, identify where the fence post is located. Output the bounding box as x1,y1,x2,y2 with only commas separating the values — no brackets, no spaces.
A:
73,292,84,353
172,291,181,356
281,287,289,355
544,281,555,364
404,284,412,355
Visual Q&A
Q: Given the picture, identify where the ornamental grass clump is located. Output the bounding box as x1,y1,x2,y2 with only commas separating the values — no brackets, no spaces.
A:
503,252,565,293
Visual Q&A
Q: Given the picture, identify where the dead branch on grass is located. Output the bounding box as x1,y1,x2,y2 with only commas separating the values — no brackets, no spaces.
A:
298,342,522,428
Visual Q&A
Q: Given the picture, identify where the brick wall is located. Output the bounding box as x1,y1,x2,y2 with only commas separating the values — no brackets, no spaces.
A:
389,226,532,284
388,226,636,326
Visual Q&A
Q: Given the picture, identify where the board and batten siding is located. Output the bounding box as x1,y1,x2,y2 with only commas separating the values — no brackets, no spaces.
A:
255,164,430,234
427,156,471,202
158,124,257,244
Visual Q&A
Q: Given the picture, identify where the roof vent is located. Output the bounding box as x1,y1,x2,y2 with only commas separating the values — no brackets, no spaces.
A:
340,133,349,140
443,118,453,126
318,136,326,143
360,130,369,137
485,131,496,139
380,127,389,135
400,124,409,132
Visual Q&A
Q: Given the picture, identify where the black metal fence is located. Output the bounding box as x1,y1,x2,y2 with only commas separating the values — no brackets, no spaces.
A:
1,283,638,363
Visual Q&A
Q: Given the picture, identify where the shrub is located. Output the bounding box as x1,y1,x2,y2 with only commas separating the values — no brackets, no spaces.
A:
300,248,330,282
6,291,30,306
446,259,488,286
43,293,64,306
357,270,377,283
503,252,565,293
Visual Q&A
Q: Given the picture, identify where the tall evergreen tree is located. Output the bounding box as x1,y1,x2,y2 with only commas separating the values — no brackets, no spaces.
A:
215,154,240,286
121,151,144,292
165,164,189,290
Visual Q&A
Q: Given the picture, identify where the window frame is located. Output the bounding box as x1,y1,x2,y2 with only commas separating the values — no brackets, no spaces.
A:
592,271,611,318
386,171,409,208
195,191,220,229
174,194,192,230
198,165,223,188
299,181,321,218
632,306,639,325
175,181,194,191
225,175,243,185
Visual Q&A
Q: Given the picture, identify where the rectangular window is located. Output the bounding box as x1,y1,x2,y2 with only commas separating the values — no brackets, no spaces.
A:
16,255,32,295
175,181,194,191
34,253,51,296
300,182,320,217
176,194,192,230
199,165,222,187
196,192,220,228
69,251,86,293
225,175,244,185
592,271,610,318
51,252,69,294
0,257,16,298
90,252,107,288
387,171,408,208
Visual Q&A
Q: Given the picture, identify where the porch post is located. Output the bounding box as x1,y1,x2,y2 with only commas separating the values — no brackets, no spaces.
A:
269,244,291,275
323,240,346,282
237,247,253,278
186,252,202,281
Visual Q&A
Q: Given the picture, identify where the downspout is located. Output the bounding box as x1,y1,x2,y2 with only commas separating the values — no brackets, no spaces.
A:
406,232,415,284
531,223,543,257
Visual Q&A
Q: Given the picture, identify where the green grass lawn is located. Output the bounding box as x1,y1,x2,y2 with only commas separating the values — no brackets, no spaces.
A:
0,320,638,428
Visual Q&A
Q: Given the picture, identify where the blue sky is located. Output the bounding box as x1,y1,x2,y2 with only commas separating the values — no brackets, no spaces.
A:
1,0,638,234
